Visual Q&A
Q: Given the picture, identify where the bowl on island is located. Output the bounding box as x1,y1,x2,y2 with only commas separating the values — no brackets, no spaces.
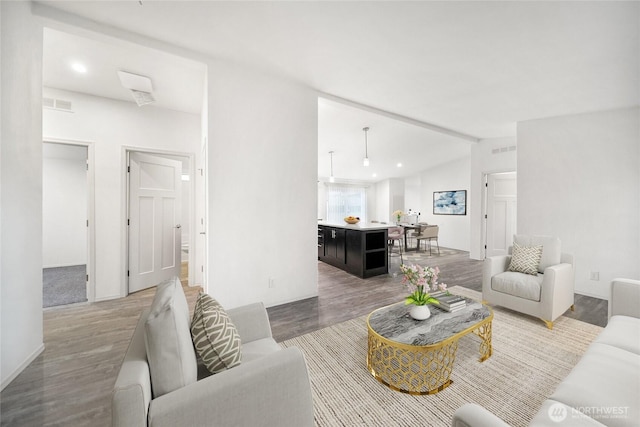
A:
344,216,360,224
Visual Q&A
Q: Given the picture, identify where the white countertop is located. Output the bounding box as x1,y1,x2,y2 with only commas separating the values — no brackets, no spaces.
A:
318,221,392,231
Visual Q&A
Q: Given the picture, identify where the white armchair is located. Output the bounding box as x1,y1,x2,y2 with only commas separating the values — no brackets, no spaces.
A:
482,235,575,329
112,278,314,427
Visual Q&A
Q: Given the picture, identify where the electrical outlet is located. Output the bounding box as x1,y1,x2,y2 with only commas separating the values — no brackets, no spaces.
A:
589,271,600,281
268,278,275,289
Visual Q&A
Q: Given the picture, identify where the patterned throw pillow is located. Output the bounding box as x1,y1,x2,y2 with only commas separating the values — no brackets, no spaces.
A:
190,292,242,374
508,242,543,276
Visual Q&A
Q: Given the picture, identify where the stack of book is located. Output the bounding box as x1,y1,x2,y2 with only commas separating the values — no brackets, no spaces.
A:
432,293,467,312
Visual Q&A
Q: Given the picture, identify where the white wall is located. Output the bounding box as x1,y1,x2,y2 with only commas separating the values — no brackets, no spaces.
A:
389,178,405,220
43,88,201,300
1,1,45,390
518,108,640,299
42,145,87,267
365,185,376,223
374,179,390,222
469,137,517,259
317,181,326,220
373,178,405,223
206,60,318,309
419,156,471,251
404,174,422,220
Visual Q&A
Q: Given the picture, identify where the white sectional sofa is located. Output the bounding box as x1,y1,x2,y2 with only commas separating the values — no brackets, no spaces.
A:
453,278,640,427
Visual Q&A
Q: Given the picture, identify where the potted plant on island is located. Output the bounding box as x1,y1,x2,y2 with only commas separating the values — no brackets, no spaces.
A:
392,210,403,225
400,264,448,320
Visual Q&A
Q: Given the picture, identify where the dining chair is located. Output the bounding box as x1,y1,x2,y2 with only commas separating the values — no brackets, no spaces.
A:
408,223,428,247
416,225,439,255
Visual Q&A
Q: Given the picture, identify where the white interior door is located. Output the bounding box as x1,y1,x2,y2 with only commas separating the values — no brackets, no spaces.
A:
485,172,517,257
129,152,182,293
195,142,207,289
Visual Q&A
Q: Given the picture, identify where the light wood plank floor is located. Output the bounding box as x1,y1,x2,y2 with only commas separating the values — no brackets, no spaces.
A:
0,249,607,426
268,247,607,341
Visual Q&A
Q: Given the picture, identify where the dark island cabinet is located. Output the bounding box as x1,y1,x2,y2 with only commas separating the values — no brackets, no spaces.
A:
318,224,388,278
320,226,346,267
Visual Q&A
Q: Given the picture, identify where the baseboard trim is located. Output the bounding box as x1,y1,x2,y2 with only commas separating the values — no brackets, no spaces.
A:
266,291,319,309
93,294,122,302
43,263,86,269
1,343,45,391
575,290,608,301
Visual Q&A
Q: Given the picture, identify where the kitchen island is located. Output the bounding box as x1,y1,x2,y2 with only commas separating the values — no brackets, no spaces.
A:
317,221,390,278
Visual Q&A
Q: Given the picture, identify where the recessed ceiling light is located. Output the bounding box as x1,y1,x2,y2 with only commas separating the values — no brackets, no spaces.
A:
372,173,377,177
397,163,403,168
71,63,87,73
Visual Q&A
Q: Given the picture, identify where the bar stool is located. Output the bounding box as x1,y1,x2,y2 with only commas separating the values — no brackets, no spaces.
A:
388,226,404,263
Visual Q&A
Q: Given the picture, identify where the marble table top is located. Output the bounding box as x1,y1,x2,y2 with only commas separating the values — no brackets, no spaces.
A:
367,299,492,346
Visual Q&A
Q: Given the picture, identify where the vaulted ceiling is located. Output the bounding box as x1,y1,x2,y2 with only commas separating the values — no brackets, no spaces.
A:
37,1,639,182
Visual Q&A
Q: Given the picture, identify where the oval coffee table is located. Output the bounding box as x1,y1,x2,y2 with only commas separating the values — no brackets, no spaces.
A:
366,298,493,395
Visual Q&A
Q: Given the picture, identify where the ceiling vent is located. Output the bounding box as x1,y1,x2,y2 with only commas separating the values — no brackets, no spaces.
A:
117,70,155,106
43,97,74,113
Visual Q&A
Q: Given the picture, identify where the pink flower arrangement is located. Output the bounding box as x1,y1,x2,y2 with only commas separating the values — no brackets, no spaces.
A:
399,264,447,306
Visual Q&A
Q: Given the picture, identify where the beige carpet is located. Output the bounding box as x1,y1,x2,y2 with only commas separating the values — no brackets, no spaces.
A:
281,286,603,427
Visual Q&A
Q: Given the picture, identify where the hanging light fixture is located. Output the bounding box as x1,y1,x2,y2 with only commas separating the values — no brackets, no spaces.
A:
329,151,335,183
362,127,370,167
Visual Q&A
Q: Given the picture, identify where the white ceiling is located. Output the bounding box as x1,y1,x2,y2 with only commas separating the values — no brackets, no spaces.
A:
318,97,471,182
37,1,639,182
43,28,206,114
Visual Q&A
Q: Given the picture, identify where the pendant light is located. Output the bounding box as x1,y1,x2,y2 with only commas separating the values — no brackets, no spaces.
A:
363,127,370,167
329,151,335,183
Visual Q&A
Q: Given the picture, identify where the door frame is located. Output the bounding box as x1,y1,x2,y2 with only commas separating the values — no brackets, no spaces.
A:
43,137,96,303
122,147,197,296
481,169,516,259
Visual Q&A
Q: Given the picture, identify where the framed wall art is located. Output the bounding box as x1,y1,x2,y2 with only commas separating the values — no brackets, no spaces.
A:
433,190,466,215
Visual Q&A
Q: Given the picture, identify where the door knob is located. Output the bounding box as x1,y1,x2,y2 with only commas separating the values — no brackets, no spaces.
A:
175,224,182,229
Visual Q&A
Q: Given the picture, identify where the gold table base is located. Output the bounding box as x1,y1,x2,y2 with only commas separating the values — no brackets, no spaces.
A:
367,314,493,395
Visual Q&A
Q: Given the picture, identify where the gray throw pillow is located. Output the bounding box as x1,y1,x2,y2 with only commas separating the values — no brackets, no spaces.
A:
144,277,197,398
191,292,242,374
508,242,543,276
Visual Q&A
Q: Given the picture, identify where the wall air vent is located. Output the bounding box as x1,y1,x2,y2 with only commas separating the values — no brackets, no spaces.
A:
491,145,517,155
43,97,74,113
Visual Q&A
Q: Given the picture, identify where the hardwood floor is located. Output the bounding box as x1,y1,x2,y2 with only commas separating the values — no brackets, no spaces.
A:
268,247,608,341
0,278,199,427
0,249,607,426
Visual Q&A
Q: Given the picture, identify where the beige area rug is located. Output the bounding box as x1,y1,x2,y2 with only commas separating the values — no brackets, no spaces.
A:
281,286,603,427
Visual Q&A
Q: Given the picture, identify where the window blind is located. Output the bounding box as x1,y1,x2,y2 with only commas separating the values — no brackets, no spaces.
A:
326,184,367,223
